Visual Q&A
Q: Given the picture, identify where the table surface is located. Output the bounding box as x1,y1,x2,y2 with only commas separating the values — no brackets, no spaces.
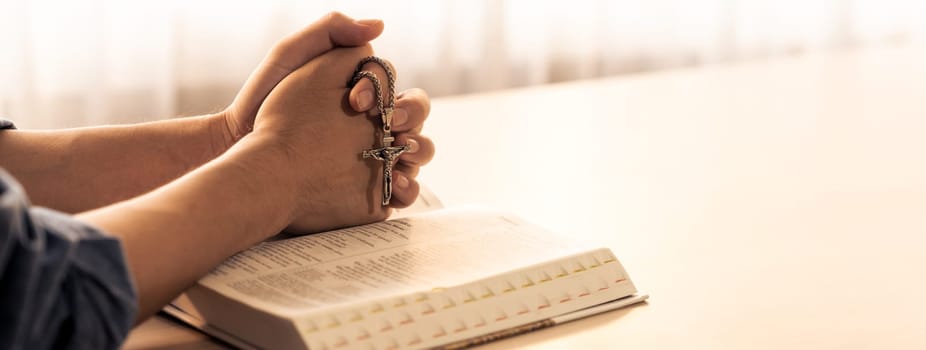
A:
124,45,926,349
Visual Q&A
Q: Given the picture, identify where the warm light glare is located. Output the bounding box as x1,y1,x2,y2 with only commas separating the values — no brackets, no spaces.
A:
2,0,925,128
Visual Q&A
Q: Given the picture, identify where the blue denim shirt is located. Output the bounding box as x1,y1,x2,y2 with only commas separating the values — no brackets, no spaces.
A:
0,120,137,349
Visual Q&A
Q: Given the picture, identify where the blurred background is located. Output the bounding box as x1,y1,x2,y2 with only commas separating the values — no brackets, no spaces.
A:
1,0,923,129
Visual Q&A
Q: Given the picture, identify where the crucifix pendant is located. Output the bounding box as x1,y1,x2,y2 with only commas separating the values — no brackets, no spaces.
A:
362,127,409,206
351,56,408,206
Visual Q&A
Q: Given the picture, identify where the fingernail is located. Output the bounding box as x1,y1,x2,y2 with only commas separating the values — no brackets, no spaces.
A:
393,108,408,128
395,173,409,189
355,19,382,26
404,139,419,154
357,90,374,110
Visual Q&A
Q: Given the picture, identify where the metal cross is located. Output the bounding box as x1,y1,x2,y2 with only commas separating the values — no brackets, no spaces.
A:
362,142,409,206
350,57,409,206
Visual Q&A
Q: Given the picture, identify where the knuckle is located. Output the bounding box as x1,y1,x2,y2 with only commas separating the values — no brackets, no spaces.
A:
397,164,420,178
404,89,431,111
270,37,297,61
353,43,375,57
325,11,347,22
411,87,430,100
400,93,427,111
384,59,398,75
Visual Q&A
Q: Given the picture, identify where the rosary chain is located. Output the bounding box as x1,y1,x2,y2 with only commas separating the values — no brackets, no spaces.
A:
348,56,397,132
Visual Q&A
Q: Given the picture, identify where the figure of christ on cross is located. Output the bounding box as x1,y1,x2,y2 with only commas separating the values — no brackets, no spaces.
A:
363,143,410,205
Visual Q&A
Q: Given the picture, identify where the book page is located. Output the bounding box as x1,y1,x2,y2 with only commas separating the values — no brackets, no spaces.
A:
391,184,444,218
197,209,595,316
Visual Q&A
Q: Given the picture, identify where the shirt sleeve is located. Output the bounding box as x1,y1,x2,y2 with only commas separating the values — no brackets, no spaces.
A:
0,168,137,350
0,119,14,130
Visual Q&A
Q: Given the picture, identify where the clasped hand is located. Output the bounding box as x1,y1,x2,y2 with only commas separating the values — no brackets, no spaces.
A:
222,12,435,233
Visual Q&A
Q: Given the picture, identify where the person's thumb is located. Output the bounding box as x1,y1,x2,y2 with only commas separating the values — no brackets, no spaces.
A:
328,13,384,46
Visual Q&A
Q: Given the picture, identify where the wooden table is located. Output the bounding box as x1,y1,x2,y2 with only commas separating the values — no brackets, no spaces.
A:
125,45,926,349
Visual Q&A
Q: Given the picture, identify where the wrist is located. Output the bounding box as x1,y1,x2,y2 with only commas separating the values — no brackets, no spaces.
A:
218,130,301,231
205,110,239,159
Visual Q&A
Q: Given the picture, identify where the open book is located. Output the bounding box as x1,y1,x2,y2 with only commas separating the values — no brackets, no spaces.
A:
166,193,646,349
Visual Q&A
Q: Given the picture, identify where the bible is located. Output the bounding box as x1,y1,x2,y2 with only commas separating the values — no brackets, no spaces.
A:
166,207,646,349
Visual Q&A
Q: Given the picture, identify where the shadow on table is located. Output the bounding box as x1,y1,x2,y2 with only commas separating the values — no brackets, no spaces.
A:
472,301,650,349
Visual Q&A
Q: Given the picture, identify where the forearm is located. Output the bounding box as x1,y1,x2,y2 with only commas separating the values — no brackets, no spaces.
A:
0,113,232,213
76,133,296,323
